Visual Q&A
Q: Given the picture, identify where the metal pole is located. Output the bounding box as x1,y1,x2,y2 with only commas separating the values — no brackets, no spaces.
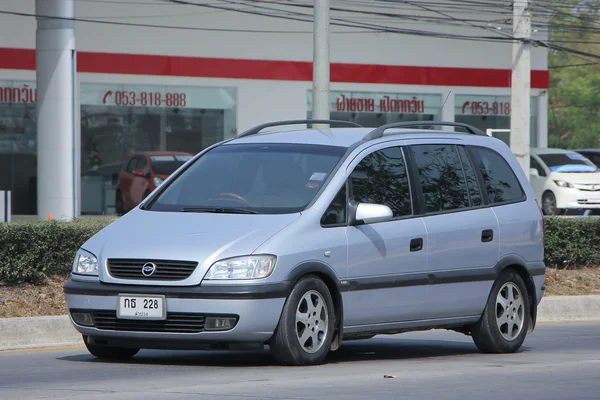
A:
36,0,77,220
510,0,531,177
312,0,330,126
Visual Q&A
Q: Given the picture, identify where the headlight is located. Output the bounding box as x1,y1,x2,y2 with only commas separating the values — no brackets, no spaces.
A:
153,177,164,186
72,249,98,276
204,255,277,280
554,180,573,188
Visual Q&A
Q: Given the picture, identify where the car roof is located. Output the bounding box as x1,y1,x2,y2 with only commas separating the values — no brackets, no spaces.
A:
573,149,600,153
531,147,580,155
226,127,484,148
132,151,192,157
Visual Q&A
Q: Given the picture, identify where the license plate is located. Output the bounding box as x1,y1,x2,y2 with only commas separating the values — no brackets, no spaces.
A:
117,294,166,320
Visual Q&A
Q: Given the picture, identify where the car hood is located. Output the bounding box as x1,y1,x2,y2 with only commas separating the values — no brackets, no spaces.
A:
550,171,600,185
84,209,301,285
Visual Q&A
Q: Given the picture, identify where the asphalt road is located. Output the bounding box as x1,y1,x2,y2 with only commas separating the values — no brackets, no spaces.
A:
1,322,599,400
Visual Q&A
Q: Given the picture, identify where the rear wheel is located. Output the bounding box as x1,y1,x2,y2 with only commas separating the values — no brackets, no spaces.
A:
471,270,530,353
269,276,335,366
83,335,139,360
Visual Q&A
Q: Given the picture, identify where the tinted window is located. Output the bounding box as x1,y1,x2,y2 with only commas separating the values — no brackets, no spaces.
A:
457,146,483,207
150,155,192,175
350,147,411,217
149,143,346,214
321,185,347,226
411,144,470,213
585,153,600,168
530,156,546,177
472,147,525,204
538,152,598,173
126,157,138,173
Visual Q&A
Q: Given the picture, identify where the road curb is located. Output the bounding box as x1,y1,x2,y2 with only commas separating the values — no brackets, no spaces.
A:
1,295,599,351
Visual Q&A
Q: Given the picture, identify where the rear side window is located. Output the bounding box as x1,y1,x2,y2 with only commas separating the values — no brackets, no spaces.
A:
350,146,412,217
410,144,470,213
471,147,525,204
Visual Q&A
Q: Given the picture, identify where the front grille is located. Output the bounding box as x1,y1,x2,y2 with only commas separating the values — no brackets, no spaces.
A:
107,259,198,281
575,184,600,192
89,310,205,333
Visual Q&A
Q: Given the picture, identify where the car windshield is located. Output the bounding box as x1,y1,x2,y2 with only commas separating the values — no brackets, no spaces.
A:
150,155,192,175
148,143,347,214
538,153,599,173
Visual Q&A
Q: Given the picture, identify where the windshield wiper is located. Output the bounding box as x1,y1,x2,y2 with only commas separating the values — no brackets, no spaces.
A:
181,207,257,214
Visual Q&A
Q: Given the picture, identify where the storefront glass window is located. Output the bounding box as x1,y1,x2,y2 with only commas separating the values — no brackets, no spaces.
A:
0,80,37,215
80,83,237,215
454,95,538,147
308,90,442,127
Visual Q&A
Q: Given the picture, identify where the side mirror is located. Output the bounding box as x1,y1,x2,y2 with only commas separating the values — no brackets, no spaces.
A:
529,168,540,178
352,203,393,225
132,169,144,177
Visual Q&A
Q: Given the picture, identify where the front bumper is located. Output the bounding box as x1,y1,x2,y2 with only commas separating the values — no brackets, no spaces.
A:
64,279,290,348
555,188,600,209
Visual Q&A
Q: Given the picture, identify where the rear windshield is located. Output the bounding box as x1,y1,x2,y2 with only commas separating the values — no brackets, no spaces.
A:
538,153,598,173
150,155,192,175
148,143,346,214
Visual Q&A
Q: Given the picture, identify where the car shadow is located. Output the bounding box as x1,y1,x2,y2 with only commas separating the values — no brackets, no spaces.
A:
57,336,533,367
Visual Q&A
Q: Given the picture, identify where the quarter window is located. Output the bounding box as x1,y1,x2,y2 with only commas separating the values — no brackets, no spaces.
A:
530,156,546,177
472,147,525,204
350,147,412,217
410,144,470,213
321,185,347,226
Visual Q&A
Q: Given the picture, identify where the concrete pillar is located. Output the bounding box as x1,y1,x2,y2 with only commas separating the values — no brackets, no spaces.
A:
36,0,76,220
537,91,548,149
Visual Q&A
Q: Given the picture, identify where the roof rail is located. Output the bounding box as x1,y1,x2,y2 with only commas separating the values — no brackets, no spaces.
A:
362,121,487,141
237,119,364,138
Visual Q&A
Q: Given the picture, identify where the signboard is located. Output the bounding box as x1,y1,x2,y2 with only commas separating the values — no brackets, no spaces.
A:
308,90,442,115
455,95,538,116
81,83,236,110
0,82,37,104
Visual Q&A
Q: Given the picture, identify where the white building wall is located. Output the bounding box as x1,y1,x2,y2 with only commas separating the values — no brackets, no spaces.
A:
0,0,548,70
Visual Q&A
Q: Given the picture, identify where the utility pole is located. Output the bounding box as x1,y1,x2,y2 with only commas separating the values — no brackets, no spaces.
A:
312,0,330,126
510,0,531,178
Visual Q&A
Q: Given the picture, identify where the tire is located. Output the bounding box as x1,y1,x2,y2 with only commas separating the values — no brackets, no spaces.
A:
115,191,125,216
269,275,335,366
541,191,559,215
83,335,139,360
471,269,530,354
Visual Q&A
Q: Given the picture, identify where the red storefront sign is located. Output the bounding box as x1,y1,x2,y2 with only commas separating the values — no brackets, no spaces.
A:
335,94,426,114
460,100,511,116
102,90,188,107
0,85,37,104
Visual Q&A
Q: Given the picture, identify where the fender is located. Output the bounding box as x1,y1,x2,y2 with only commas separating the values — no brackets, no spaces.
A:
283,261,345,351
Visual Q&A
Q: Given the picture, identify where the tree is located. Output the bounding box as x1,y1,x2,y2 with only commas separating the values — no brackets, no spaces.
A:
547,0,600,149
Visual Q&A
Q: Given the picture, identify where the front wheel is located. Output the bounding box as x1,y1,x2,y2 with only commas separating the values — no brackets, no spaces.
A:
542,191,559,215
83,335,139,360
269,276,335,366
471,270,530,353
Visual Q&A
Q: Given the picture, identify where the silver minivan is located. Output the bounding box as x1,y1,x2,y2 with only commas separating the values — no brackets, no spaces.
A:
64,120,546,366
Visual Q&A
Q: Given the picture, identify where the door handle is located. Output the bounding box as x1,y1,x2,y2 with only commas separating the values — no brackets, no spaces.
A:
410,238,423,252
481,229,494,243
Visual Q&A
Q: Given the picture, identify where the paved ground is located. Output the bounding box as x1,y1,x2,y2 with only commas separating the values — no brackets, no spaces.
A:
1,322,599,400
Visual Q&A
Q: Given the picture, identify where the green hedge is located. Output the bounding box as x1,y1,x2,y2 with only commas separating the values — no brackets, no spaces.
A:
0,218,115,284
544,216,600,268
0,216,598,285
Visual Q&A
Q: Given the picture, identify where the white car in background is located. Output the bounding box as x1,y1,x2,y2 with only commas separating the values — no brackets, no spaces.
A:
530,148,600,215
